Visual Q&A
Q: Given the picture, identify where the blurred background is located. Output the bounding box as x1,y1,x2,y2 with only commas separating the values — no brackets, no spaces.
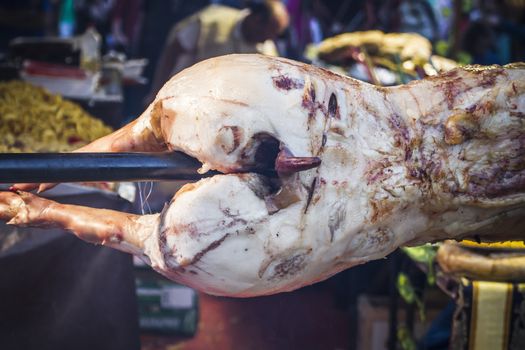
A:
0,1,524,350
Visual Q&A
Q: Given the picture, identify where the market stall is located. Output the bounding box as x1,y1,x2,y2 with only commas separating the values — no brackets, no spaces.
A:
0,1,524,349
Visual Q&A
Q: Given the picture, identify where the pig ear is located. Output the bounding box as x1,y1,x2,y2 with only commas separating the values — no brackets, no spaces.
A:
74,101,167,154
149,98,169,145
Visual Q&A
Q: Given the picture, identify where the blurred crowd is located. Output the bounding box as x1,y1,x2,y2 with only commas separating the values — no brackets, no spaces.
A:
0,0,524,111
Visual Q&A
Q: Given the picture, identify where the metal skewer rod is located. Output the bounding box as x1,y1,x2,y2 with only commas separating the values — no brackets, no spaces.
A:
0,152,220,183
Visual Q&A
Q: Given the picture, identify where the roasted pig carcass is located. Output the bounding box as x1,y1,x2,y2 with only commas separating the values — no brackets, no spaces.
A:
1,55,524,297
316,31,459,78
317,31,432,71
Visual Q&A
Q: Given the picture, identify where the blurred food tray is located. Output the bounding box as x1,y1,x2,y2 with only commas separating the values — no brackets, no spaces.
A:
9,37,80,66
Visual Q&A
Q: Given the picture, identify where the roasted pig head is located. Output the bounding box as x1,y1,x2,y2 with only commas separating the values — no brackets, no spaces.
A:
2,55,524,297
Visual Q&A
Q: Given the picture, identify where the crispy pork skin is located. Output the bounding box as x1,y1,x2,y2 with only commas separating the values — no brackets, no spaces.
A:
2,55,525,296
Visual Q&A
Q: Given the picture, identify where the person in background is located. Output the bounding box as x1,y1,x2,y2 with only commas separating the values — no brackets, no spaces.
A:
146,0,289,103
110,0,144,55
121,0,210,122
378,0,439,42
285,0,329,59
75,0,115,38
210,0,246,8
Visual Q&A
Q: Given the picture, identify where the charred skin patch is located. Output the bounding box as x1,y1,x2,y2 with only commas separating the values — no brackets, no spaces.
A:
329,126,346,136
369,199,396,224
452,135,525,198
479,68,504,88
149,100,165,143
163,222,200,241
386,113,418,163
438,66,501,110
328,203,346,242
260,249,312,280
304,178,317,213
467,163,525,199
148,97,185,152
419,149,444,184
221,207,248,226
272,75,304,90
407,166,429,183
388,114,410,148
366,228,392,246
328,93,340,119
441,77,465,110
366,160,393,185
268,55,352,85
484,170,525,197
188,233,230,266
302,82,317,120
270,254,307,280
444,112,478,145
444,101,495,145
465,100,495,116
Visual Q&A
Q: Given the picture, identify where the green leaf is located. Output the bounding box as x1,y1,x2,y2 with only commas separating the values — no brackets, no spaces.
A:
401,244,438,285
456,51,472,65
397,272,416,304
397,326,417,350
397,272,426,321
401,244,437,264
435,40,449,56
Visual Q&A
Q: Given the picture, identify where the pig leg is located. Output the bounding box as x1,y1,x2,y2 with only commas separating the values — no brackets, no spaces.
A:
0,191,159,256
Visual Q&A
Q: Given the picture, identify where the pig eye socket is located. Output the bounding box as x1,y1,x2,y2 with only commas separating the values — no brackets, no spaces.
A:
253,134,281,171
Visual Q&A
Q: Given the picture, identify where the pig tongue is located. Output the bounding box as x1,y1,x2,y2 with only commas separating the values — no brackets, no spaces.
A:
274,148,321,176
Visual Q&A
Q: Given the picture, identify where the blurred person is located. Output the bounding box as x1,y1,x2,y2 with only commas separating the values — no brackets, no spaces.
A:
210,0,246,8
286,0,380,50
110,0,144,55
76,0,115,37
327,0,379,33
146,0,289,102
379,0,439,42
286,0,330,58
139,0,210,82
121,0,210,123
